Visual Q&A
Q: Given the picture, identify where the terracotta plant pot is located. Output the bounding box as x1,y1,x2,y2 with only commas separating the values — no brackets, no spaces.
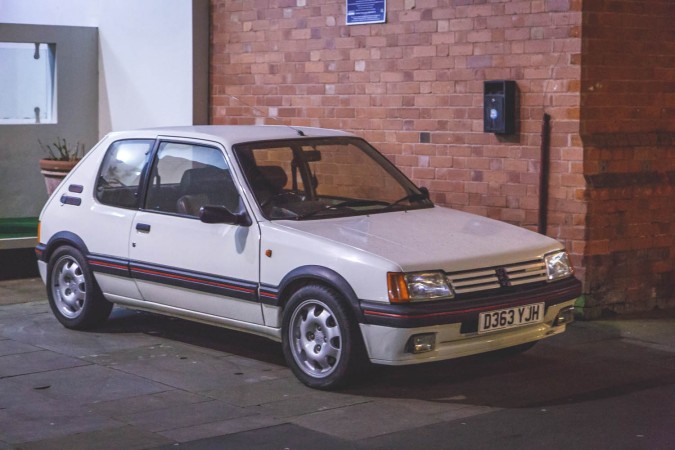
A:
39,159,79,195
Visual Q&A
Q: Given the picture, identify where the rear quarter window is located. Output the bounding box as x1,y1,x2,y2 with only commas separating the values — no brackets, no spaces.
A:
95,139,154,208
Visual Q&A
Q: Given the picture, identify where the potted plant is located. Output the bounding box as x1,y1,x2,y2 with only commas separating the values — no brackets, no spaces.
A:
39,137,84,195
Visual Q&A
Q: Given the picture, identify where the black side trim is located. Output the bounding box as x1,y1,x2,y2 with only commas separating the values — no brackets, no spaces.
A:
88,254,131,278
360,276,582,328
259,284,280,306
129,261,258,302
39,241,260,304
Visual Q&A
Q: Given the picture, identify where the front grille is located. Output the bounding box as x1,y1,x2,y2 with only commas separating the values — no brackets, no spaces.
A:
447,259,547,295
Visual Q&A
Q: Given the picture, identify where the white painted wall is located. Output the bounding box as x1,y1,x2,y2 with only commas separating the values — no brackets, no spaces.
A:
1,0,196,136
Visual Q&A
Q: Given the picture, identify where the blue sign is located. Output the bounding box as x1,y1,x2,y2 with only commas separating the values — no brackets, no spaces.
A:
346,0,386,25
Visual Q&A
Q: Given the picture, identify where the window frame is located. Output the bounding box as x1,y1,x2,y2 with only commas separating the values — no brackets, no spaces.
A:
233,136,433,221
0,42,57,124
140,139,241,219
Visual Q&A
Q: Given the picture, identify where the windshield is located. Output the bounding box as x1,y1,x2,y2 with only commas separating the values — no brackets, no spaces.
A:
234,137,433,220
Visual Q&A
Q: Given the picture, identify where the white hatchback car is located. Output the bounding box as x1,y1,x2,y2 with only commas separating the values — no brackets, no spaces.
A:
36,125,581,389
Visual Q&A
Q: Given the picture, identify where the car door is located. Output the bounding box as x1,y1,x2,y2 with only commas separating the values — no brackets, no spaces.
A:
128,139,263,325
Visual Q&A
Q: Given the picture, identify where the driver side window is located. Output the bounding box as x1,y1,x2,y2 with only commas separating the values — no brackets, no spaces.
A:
144,142,240,218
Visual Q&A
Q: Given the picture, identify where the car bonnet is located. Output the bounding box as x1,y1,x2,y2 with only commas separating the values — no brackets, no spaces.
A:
274,206,564,272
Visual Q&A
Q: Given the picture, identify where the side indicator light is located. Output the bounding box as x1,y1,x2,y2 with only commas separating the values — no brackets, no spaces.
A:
387,272,410,303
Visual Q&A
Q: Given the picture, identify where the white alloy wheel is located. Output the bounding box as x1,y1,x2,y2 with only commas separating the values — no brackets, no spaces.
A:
46,246,112,330
51,254,87,319
282,284,364,389
288,298,343,379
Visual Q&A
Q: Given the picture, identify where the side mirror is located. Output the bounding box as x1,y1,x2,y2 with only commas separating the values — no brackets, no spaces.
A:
199,205,252,227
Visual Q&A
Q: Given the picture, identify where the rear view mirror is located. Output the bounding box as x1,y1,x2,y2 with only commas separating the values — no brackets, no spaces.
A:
303,150,322,162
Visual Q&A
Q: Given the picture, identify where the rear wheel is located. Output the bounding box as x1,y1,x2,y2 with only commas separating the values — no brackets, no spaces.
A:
282,284,364,389
46,245,112,330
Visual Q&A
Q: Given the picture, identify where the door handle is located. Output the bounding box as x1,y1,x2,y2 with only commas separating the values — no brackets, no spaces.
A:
136,223,151,233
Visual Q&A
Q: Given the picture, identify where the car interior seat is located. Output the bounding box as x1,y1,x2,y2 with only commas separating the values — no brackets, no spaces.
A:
176,166,239,216
251,165,288,205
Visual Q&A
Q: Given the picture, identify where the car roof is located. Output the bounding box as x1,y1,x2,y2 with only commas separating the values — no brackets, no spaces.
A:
104,125,354,148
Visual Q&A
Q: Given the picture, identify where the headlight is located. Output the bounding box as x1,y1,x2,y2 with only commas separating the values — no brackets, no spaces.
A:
388,271,454,303
545,251,574,281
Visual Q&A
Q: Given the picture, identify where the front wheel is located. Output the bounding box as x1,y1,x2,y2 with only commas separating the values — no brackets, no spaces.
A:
282,284,365,389
46,245,112,330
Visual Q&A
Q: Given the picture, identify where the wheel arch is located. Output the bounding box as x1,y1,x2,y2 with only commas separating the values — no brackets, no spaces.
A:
39,231,90,263
276,265,364,323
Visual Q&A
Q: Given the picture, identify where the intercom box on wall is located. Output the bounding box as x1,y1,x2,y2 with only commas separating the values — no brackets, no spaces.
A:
484,80,517,135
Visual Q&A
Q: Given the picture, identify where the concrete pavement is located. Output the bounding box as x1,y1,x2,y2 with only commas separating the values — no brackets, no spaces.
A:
1,278,674,449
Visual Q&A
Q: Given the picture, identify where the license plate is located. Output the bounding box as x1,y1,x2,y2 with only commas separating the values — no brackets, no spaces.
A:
478,303,545,333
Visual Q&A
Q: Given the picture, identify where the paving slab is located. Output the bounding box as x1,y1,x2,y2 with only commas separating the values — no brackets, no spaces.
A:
244,387,371,418
154,423,354,450
155,413,284,444
0,301,47,321
0,377,124,444
0,339,42,357
1,306,166,358
11,426,172,450
0,278,44,305
289,397,497,441
89,389,210,418
592,312,675,353
83,341,288,392
0,350,89,378
8,364,171,404
120,398,256,433
203,375,319,408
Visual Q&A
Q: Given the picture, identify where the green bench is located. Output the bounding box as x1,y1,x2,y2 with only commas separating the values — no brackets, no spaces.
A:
0,217,38,250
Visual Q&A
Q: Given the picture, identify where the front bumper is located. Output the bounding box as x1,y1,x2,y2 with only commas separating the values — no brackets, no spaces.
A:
37,259,48,284
358,276,581,365
361,299,576,365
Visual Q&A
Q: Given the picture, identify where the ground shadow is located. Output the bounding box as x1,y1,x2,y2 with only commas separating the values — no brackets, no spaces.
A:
99,307,286,366
97,307,675,409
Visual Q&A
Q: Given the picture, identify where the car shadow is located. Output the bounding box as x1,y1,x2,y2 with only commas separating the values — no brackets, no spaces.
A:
98,307,286,366
98,307,675,409
343,325,675,409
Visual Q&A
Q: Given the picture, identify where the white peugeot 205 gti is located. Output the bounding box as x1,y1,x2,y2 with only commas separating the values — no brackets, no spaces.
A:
36,125,581,389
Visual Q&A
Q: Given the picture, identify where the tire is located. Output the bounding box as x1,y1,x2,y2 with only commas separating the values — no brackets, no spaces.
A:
282,284,365,389
46,245,112,330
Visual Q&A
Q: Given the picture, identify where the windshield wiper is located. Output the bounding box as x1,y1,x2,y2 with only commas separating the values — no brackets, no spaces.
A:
381,192,429,211
295,199,388,220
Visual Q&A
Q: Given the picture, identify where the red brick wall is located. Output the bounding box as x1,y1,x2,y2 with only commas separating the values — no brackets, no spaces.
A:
580,0,675,315
211,0,585,269
211,0,675,315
